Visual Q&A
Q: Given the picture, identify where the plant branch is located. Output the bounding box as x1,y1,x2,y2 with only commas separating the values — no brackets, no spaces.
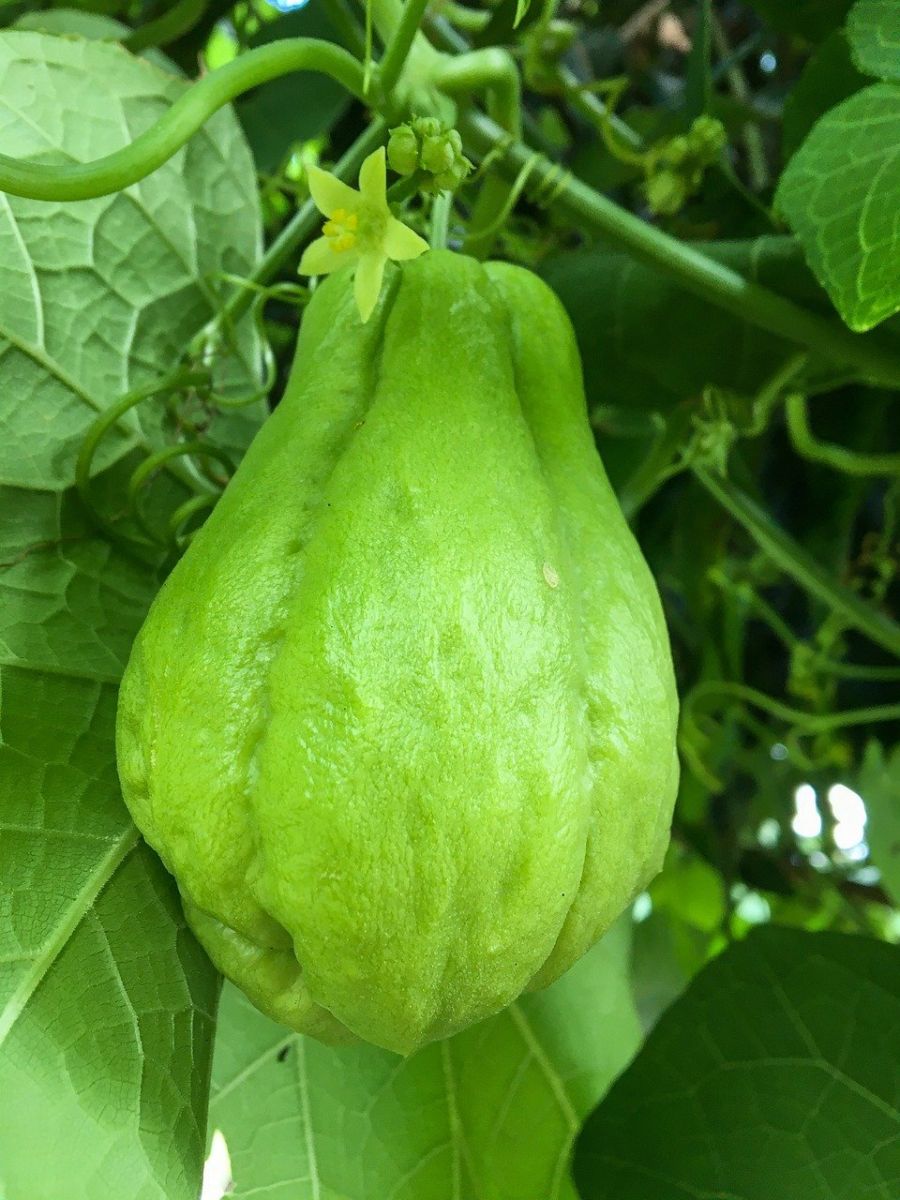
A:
710,11,768,191
684,681,900,736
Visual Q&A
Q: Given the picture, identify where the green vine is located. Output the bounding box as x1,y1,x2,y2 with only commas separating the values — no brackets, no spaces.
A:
0,40,367,200
124,0,208,51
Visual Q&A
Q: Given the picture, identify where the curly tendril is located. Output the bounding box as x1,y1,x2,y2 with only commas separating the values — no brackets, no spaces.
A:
463,153,537,244
75,369,220,550
75,275,316,552
127,441,234,545
785,395,900,477
464,153,571,244
189,276,309,411
168,494,218,550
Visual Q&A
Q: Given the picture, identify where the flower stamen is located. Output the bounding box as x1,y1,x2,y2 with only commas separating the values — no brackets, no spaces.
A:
322,209,358,253
298,148,429,321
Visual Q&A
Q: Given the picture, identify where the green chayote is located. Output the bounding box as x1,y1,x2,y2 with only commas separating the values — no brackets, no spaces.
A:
116,251,679,1055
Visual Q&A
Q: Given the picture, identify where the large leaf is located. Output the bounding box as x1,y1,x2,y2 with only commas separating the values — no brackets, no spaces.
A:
0,29,264,492
209,920,643,1200
575,927,900,1200
775,83,900,332
848,0,900,81
781,31,868,162
12,7,174,70
0,479,222,1200
0,29,265,1199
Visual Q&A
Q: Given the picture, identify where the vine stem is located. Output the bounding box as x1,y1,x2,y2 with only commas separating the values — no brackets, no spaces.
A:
124,0,207,51
436,50,522,137
378,0,433,94
694,468,900,658
0,40,367,200
458,108,900,389
367,0,405,44
430,191,452,249
437,49,522,259
709,567,900,682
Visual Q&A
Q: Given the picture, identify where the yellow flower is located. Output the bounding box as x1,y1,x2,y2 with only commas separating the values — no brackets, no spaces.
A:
298,147,429,323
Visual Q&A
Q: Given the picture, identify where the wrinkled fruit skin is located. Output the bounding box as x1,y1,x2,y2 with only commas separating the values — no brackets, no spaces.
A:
116,251,679,1055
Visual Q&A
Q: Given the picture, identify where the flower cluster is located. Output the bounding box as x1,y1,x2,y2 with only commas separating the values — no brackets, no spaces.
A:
387,117,473,194
644,115,727,216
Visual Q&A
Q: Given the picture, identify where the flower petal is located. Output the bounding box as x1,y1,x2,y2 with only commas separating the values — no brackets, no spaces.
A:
358,147,387,206
307,164,360,218
354,253,386,323
298,236,357,276
384,217,429,262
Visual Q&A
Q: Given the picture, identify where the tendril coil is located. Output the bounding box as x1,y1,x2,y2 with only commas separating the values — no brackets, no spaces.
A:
75,278,308,555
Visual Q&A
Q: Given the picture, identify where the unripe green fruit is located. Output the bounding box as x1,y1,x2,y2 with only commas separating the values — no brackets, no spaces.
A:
116,252,679,1055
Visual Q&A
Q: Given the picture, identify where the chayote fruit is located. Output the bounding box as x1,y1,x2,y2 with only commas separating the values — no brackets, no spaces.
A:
116,251,679,1055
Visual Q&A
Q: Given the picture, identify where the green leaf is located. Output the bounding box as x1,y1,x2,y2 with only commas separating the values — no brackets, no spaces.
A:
858,740,900,905
0,481,222,1200
0,30,266,1199
0,30,264,493
775,83,900,331
782,31,868,162
742,0,854,41
12,7,175,70
848,0,900,80
209,920,643,1200
575,927,900,1200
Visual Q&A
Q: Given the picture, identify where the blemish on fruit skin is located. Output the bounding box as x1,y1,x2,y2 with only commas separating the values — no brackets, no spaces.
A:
543,563,560,589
